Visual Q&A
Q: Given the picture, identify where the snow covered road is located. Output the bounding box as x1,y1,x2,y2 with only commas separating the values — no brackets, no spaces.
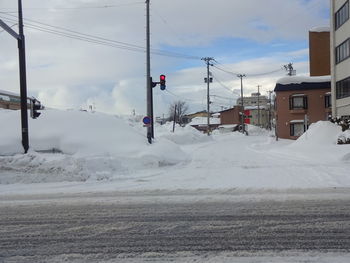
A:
1,191,350,263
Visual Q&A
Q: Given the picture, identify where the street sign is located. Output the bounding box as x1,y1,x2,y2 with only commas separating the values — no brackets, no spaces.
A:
143,116,151,126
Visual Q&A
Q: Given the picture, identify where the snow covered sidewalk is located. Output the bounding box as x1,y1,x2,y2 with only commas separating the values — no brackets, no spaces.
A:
0,109,350,196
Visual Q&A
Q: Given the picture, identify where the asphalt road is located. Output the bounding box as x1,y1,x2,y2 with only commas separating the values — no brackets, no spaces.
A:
1,193,350,262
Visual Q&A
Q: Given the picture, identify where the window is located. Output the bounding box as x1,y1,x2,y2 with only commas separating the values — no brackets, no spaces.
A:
336,39,350,64
290,122,305,137
336,76,350,99
335,0,349,30
289,95,308,110
325,94,332,108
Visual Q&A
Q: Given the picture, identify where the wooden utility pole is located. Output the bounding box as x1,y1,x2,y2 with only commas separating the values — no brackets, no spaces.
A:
257,85,261,127
237,74,246,134
172,104,177,133
201,57,214,135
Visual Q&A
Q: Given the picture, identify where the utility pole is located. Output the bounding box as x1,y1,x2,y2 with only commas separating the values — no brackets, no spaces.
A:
257,85,261,127
0,0,29,153
268,90,273,130
284,63,295,76
172,104,177,133
237,74,246,135
202,57,214,135
145,0,153,144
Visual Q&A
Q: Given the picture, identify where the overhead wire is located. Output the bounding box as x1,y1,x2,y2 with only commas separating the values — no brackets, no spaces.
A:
164,89,199,103
0,12,201,60
211,74,240,96
0,2,144,11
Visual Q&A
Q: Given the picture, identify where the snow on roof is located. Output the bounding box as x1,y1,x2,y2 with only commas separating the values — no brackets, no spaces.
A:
244,105,267,110
0,89,20,97
190,116,220,125
291,94,306,97
290,120,304,123
309,26,330,32
276,75,331,85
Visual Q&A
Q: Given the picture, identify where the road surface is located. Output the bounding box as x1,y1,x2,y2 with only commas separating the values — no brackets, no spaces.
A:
0,191,350,262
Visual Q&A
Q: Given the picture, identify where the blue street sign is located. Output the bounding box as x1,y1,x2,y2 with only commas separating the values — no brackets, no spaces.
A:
143,116,151,125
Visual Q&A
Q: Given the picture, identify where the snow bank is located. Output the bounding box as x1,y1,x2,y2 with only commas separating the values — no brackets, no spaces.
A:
287,121,350,162
246,125,271,136
293,121,341,145
0,109,190,183
0,109,148,156
157,122,213,145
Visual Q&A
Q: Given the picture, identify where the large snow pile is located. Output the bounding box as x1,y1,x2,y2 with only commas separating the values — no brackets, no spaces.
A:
0,109,189,183
287,121,350,162
156,122,213,145
0,109,147,156
246,125,271,136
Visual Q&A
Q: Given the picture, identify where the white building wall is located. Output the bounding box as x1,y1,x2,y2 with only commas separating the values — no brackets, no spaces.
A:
331,0,350,117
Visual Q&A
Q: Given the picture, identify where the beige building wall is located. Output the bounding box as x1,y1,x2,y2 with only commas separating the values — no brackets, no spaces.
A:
330,0,350,117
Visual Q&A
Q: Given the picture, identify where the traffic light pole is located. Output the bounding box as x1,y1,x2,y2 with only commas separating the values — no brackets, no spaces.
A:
0,0,29,153
146,0,152,144
18,0,29,153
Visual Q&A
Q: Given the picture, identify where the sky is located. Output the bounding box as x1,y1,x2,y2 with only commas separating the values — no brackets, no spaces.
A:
0,0,330,117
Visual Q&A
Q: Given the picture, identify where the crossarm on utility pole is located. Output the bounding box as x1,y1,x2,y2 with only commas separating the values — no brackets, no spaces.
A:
0,19,20,40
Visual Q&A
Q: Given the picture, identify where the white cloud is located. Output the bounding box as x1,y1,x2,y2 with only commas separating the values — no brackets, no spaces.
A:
0,0,328,117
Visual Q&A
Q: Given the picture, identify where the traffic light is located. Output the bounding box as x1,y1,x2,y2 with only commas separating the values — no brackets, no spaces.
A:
160,74,166,90
30,99,42,119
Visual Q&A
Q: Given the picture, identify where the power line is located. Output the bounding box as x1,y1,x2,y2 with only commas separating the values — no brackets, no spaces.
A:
211,74,240,96
212,61,283,78
0,13,201,60
212,64,239,76
164,89,198,103
0,2,144,11
210,94,234,101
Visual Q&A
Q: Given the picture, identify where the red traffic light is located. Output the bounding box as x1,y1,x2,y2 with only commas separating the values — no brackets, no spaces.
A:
160,74,166,90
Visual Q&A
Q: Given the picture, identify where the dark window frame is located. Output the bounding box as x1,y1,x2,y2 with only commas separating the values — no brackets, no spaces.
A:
336,76,350,99
289,95,308,110
335,0,349,30
336,38,350,64
325,94,332,108
290,122,306,137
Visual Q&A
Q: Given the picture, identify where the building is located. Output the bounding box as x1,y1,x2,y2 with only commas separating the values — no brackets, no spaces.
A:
236,93,269,108
0,90,29,110
244,106,270,128
189,116,221,133
181,110,209,124
309,27,331,77
274,76,331,139
330,0,350,119
219,106,242,125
